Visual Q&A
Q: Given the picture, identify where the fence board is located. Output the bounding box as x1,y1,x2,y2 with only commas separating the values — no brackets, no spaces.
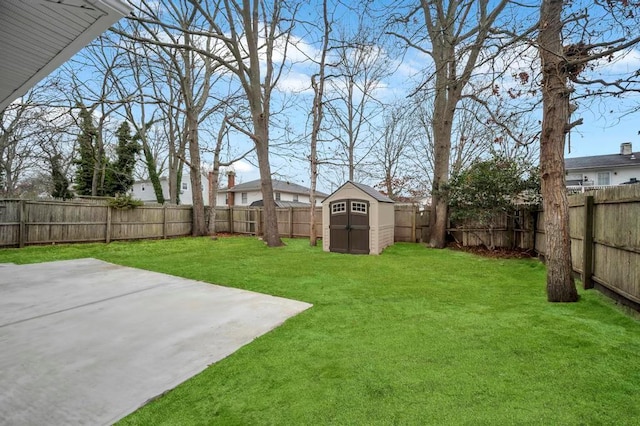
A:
535,185,640,306
0,200,20,246
0,200,192,246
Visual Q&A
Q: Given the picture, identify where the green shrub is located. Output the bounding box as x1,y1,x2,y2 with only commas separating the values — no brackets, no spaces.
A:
107,193,144,210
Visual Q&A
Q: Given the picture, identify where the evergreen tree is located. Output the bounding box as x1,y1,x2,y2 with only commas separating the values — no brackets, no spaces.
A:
50,154,73,200
73,106,97,196
105,122,139,196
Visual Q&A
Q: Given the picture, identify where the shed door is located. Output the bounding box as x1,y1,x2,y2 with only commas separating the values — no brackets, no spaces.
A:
329,199,370,254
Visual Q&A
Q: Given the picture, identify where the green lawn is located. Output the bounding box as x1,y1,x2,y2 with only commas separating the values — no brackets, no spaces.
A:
2,237,639,425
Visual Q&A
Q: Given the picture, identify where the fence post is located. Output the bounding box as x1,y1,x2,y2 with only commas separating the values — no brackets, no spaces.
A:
582,195,595,289
19,200,26,248
105,205,112,243
162,205,168,239
229,206,234,234
257,208,262,236
411,204,417,243
289,207,294,238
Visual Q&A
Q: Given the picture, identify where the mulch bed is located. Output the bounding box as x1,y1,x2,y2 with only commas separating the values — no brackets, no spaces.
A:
447,242,537,259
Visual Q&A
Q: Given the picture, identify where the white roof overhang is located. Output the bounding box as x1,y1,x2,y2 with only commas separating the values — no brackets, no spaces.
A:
0,0,131,110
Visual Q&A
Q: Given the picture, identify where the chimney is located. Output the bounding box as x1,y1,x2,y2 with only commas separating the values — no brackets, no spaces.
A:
226,171,236,206
621,142,632,155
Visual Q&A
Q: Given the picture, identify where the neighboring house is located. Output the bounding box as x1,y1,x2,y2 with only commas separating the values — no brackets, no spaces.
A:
131,171,210,205
217,172,328,207
565,142,640,192
0,0,130,110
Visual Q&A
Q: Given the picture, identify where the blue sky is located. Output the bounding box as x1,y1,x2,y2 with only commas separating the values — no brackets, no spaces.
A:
56,1,640,193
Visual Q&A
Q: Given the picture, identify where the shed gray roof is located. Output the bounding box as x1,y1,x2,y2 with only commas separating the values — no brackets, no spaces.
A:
0,0,131,110
324,181,394,203
224,179,328,197
565,152,640,170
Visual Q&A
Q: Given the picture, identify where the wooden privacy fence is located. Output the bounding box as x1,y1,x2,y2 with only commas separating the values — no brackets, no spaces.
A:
0,201,429,247
535,185,640,306
0,199,192,247
448,209,536,250
209,204,428,242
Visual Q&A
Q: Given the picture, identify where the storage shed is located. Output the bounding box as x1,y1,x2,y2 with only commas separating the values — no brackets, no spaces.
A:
322,181,395,255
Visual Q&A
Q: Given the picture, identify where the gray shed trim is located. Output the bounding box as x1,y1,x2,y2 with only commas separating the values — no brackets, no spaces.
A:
323,181,394,204
0,0,131,110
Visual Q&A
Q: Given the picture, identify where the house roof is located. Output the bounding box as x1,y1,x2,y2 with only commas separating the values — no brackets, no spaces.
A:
0,0,131,111
224,179,328,197
323,181,395,203
250,200,314,208
565,152,640,171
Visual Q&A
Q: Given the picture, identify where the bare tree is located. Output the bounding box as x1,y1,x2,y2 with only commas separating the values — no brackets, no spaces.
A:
122,1,246,235
64,38,128,197
204,114,254,238
391,1,511,247
184,0,299,247
307,0,332,246
537,0,640,302
370,102,419,200
0,85,64,197
324,21,392,182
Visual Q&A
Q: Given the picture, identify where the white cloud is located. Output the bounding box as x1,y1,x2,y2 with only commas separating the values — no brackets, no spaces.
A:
600,48,640,74
229,160,255,173
277,71,313,94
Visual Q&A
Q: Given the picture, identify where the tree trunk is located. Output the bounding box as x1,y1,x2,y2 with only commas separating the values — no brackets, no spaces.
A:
208,169,219,238
428,74,454,248
309,0,329,247
538,0,578,302
187,114,207,237
255,120,283,247
142,142,165,204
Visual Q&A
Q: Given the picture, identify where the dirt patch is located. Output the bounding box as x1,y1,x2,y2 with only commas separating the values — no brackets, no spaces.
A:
447,242,537,259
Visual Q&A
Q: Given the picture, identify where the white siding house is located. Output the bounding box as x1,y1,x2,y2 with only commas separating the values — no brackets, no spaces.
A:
131,172,210,205
217,173,328,207
566,142,640,192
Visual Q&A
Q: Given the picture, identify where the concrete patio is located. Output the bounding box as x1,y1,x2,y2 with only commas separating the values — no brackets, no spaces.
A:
0,258,311,425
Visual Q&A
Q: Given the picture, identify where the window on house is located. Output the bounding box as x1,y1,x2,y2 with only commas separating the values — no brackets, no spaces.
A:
241,192,248,204
275,192,281,201
293,194,299,202
597,172,611,185
331,202,346,214
182,182,188,190
351,201,367,214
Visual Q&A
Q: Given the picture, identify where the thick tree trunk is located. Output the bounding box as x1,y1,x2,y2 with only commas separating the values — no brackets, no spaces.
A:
428,77,454,248
255,119,283,247
187,115,207,237
538,0,578,302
